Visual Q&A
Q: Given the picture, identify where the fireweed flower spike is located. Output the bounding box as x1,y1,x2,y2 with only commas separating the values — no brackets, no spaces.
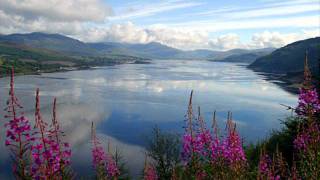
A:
258,150,271,179
210,111,223,163
49,98,72,176
91,122,120,179
223,116,246,170
295,52,320,116
30,89,72,179
4,67,33,178
181,90,196,164
295,88,320,116
31,88,51,178
293,53,320,179
194,106,213,159
144,156,158,180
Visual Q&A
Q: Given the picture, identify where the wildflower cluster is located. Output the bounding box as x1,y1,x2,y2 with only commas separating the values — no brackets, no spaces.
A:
292,55,320,179
295,88,320,116
30,89,72,178
143,158,158,180
257,147,288,180
91,122,120,179
181,91,247,179
4,67,33,177
4,68,72,179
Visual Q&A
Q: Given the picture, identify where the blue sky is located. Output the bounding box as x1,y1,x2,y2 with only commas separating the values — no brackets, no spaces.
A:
0,0,319,50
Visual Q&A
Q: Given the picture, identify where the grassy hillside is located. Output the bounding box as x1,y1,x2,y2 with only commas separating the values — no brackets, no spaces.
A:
0,32,98,56
0,41,149,76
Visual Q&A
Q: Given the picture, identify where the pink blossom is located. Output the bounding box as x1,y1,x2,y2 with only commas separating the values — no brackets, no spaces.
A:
106,154,120,177
181,133,194,163
258,154,271,176
91,123,120,178
144,164,158,180
222,128,246,167
296,88,320,116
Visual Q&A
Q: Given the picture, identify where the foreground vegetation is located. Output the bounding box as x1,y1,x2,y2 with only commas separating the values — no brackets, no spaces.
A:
1,55,319,179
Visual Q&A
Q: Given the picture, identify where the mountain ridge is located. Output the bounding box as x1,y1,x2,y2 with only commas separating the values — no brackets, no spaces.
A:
0,32,276,60
248,37,320,73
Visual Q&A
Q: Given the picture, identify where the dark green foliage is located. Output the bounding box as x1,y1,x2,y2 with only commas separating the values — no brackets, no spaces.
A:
113,149,131,180
245,116,303,171
147,127,181,180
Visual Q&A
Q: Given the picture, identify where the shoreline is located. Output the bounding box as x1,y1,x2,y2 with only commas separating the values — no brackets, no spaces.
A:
0,59,151,78
252,70,301,95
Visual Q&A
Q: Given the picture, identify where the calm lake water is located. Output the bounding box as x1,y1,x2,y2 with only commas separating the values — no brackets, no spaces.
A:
0,60,297,178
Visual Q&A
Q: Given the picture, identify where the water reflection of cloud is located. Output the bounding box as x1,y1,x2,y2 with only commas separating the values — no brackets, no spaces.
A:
0,60,299,178
39,87,82,100
24,102,109,146
103,78,294,102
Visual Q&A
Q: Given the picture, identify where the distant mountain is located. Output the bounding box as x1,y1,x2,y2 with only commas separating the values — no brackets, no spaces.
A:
0,33,150,75
174,49,221,59
1,32,269,60
87,41,185,59
0,33,187,59
0,32,98,56
212,48,275,63
248,37,320,73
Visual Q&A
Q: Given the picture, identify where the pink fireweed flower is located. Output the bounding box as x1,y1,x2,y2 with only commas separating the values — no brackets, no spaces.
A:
194,130,213,158
295,88,320,116
92,145,107,168
30,91,72,178
181,91,196,164
91,122,120,178
195,107,214,158
294,131,310,151
210,136,221,161
258,153,271,177
294,121,320,152
144,164,158,180
181,133,194,163
106,154,120,177
4,67,33,177
222,122,246,169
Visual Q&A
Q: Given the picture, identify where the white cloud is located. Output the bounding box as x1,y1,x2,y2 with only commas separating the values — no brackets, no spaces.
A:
250,30,320,49
0,0,112,22
0,0,112,35
78,21,319,50
209,34,245,50
78,22,209,50
106,22,154,43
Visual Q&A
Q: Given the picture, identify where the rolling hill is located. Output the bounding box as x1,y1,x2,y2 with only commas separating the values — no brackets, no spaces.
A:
0,32,98,56
248,37,320,73
211,48,275,63
0,32,275,61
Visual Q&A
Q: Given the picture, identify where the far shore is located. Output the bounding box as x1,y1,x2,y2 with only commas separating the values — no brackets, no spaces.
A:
0,59,151,78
